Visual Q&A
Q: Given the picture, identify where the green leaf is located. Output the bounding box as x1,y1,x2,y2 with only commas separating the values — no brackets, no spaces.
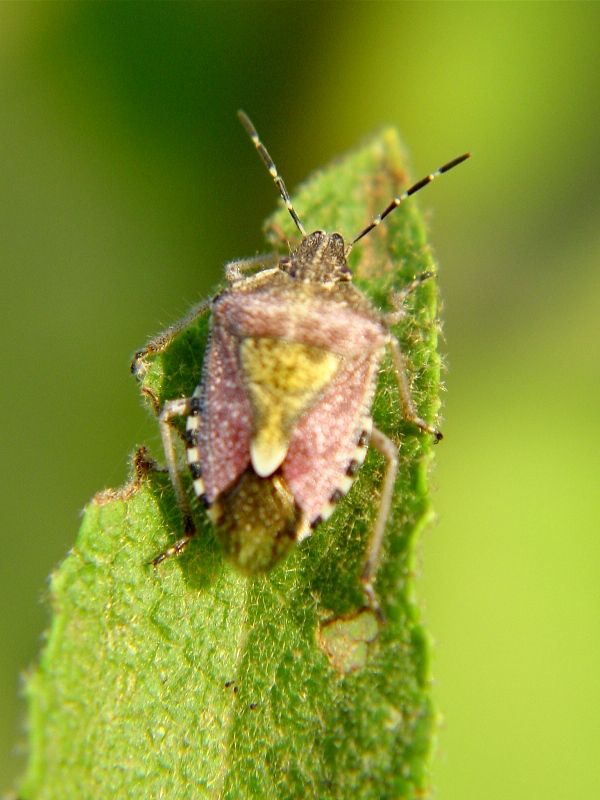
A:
21,128,442,799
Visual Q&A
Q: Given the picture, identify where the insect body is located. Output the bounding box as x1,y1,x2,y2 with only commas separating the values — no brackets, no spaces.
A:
133,112,469,605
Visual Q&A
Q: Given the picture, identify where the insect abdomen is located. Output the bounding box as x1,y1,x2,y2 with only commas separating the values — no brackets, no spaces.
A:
210,469,301,574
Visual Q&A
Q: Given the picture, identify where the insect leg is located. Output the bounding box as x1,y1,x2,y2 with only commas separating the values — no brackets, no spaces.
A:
385,272,435,325
360,426,398,610
131,299,211,377
152,397,196,566
387,337,443,441
224,252,279,283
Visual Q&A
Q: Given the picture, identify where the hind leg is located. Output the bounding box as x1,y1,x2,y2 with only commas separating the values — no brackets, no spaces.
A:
360,426,399,613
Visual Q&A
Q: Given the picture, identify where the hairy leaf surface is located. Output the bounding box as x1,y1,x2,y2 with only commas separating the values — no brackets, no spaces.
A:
22,129,442,800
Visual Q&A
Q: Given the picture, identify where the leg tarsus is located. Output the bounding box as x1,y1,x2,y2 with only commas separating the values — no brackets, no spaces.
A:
361,580,386,623
131,446,163,478
151,516,197,567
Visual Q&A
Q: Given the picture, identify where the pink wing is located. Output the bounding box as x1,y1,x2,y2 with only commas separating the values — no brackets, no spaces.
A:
198,324,252,502
201,287,386,512
283,356,380,522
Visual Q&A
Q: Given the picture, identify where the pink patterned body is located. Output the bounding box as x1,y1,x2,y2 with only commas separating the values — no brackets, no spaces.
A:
196,274,387,529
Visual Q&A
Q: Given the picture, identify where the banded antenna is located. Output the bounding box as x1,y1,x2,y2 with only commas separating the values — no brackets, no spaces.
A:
349,151,471,248
238,110,307,237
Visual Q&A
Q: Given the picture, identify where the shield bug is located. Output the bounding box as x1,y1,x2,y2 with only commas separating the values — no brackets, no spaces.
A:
132,111,469,608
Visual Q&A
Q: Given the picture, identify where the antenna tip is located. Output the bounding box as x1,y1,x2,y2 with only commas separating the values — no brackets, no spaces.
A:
454,152,472,167
439,151,472,174
237,109,253,132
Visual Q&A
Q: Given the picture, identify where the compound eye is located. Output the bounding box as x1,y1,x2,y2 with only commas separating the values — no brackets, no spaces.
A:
279,256,298,278
328,233,346,256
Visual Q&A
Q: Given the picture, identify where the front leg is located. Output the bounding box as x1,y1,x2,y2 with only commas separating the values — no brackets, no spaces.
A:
131,298,211,378
224,252,278,283
132,254,280,377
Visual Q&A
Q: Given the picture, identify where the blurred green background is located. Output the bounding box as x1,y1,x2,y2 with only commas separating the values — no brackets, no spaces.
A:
1,2,598,797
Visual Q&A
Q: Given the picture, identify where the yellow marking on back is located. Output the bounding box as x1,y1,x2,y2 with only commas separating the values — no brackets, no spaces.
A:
240,337,341,476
